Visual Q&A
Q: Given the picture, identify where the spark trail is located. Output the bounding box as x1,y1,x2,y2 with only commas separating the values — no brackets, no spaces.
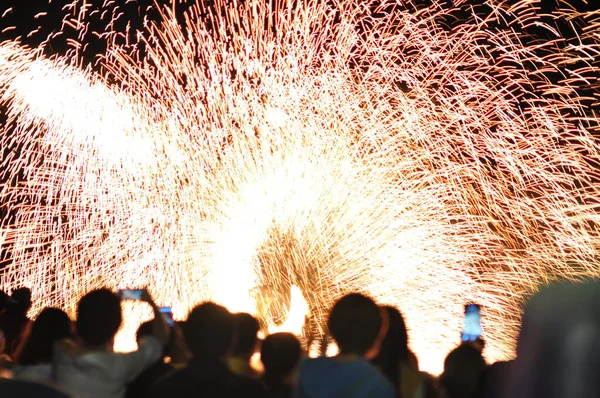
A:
1,0,600,372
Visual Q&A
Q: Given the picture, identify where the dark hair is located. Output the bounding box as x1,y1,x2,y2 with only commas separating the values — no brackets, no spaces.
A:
76,289,122,347
16,307,71,365
327,293,382,355
9,287,32,314
261,332,301,380
183,302,233,359
440,344,486,398
372,306,409,389
232,313,260,357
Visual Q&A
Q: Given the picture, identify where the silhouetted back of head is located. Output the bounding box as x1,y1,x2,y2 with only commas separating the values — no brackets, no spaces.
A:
441,344,486,398
232,312,260,357
16,307,71,365
9,287,32,314
261,332,301,380
506,282,600,398
327,293,382,356
183,302,233,359
136,320,153,343
76,289,122,347
373,306,409,389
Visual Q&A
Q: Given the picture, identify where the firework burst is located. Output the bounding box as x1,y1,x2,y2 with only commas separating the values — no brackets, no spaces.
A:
1,0,600,373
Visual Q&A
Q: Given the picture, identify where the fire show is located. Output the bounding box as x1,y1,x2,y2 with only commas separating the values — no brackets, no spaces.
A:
0,0,599,374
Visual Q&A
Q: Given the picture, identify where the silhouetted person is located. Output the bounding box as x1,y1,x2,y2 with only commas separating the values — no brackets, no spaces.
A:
440,344,486,398
151,302,267,398
53,288,168,398
13,308,72,381
373,306,430,398
260,332,302,398
228,312,261,380
475,360,512,398
296,293,394,398
504,282,600,398
0,287,32,358
125,319,177,398
372,306,407,393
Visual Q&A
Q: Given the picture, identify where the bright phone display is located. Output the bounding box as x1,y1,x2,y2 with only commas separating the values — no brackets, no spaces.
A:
461,304,483,342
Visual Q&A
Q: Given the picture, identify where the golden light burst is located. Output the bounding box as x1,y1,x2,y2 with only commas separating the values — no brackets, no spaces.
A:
1,0,600,373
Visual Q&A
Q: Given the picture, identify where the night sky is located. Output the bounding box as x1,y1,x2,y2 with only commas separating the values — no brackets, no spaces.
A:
1,0,598,68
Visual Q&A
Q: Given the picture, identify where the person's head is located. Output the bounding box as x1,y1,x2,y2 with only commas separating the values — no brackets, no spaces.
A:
183,302,234,359
137,319,171,360
506,282,600,398
76,288,122,348
8,288,32,314
232,312,260,359
136,320,153,344
16,307,71,365
327,293,384,358
372,306,409,388
260,332,301,382
440,344,486,398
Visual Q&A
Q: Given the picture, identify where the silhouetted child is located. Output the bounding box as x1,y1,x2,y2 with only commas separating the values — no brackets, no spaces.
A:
261,332,301,398
228,313,261,380
440,344,486,398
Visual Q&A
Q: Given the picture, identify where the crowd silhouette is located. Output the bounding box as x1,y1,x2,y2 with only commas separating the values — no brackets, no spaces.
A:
0,281,597,397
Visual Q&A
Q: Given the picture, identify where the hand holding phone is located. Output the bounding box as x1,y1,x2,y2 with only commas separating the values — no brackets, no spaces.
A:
119,289,144,300
159,307,175,327
119,288,153,304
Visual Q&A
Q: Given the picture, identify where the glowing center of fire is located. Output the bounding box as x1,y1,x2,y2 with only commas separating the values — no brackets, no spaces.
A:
267,286,310,335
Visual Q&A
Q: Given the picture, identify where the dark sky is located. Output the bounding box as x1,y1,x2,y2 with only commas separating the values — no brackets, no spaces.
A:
0,0,190,66
1,0,598,65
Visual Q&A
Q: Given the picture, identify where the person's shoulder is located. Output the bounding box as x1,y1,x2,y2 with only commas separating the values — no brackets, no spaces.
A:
231,374,268,397
358,360,395,397
355,358,392,381
298,356,350,384
12,363,52,380
299,355,332,368
53,338,80,361
300,356,345,373
115,336,162,366
147,366,189,398
334,357,394,393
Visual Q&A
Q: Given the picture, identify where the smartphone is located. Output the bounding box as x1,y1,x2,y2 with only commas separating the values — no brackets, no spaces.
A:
461,304,483,342
159,307,175,327
119,289,143,300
